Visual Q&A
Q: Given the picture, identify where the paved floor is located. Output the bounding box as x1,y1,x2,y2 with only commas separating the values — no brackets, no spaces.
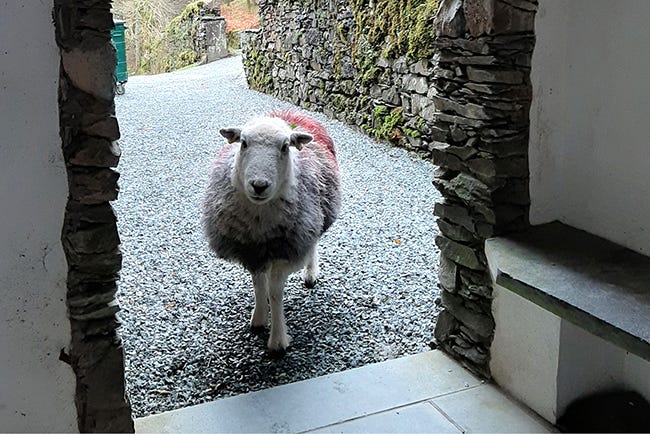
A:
136,351,555,433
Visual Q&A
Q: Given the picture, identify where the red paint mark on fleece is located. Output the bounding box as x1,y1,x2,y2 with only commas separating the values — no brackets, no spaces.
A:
270,110,336,159
215,142,233,162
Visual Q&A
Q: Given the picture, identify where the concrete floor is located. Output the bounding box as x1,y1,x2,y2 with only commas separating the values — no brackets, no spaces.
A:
136,350,555,433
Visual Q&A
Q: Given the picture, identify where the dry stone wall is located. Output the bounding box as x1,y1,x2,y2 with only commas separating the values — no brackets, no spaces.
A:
430,0,536,377
243,0,537,377
242,0,442,157
164,2,228,71
54,0,134,431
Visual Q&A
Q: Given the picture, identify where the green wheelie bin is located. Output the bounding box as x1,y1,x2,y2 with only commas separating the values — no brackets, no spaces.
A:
111,20,128,95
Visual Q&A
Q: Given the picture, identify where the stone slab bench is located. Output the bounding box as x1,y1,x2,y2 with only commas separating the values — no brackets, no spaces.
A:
486,221,650,361
485,221,650,423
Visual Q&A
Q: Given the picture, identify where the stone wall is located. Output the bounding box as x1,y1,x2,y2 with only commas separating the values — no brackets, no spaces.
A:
242,0,442,157
242,0,537,376
202,16,229,62
164,1,228,71
430,0,536,377
54,0,134,431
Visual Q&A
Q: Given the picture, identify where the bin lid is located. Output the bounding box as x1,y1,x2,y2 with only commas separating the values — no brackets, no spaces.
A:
113,19,126,26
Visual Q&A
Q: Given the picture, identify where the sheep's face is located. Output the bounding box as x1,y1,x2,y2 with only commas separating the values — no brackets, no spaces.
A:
220,118,312,205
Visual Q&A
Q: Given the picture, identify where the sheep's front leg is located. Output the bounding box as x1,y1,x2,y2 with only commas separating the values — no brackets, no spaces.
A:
302,244,319,288
267,263,292,353
250,271,269,330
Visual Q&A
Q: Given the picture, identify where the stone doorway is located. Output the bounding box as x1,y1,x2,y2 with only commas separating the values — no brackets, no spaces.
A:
54,0,536,430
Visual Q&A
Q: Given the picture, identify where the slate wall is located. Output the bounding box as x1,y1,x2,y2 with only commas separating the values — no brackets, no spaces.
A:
242,0,443,157
54,0,134,430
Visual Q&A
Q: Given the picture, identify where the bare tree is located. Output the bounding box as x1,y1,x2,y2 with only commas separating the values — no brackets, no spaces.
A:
112,0,175,73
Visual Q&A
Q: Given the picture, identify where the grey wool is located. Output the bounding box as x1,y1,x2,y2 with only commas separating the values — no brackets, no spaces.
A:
202,110,341,352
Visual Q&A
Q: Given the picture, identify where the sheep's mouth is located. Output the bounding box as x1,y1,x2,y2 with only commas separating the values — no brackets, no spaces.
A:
248,194,270,204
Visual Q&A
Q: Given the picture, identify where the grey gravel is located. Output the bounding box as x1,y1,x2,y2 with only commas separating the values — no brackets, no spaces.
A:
114,56,442,418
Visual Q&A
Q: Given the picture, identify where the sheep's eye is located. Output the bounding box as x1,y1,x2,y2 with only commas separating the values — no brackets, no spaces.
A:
240,140,247,149
281,143,288,153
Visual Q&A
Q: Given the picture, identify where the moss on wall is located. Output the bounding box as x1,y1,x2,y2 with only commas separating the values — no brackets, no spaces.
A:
243,43,272,92
162,1,205,71
243,0,441,151
347,0,440,145
349,0,439,59
130,0,223,74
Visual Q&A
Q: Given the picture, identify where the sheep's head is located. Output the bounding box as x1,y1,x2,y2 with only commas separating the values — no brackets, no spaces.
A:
220,117,312,204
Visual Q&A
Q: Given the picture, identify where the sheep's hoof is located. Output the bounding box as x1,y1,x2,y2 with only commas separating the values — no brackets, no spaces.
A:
250,324,266,335
267,334,291,355
268,347,287,359
304,277,318,289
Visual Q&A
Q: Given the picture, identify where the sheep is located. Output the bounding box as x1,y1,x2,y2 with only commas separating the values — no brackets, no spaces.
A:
202,110,341,353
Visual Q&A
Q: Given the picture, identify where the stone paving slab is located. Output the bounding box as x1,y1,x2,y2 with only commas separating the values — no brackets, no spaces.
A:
309,402,461,433
432,383,554,433
136,350,555,433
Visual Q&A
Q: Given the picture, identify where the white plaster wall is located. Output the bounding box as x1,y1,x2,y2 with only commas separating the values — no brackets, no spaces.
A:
623,352,650,404
557,320,650,416
0,1,77,431
529,0,650,255
556,321,626,415
491,287,650,424
489,284,561,422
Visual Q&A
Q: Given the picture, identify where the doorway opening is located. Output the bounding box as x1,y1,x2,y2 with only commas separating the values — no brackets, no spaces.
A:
113,55,442,417
56,0,537,428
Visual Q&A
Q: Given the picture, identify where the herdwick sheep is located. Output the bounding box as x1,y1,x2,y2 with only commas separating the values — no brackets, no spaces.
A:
203,110,341,353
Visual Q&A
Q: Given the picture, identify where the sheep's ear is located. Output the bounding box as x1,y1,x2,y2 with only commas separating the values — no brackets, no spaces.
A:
289,132,313,150
220,128,241,144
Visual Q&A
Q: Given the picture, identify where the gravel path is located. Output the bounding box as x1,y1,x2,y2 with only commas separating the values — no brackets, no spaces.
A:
114,56,441,417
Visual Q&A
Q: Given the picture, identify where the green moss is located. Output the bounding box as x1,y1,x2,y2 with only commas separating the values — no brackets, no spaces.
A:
244,0,439,149
366,105,405,143
331,94,347,112
160,1,210,72
378,106,404,141
227,30,241,51
243,46,272,91
336,23,348,43
170,1,205,27
349,0,439,61
360,63,379,87
346,0,439,125
333,49,343,80
402,127,421,138
373,105,389,118
406,0,439,59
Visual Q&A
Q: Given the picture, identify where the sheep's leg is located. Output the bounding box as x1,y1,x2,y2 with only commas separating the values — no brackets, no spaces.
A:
250,271,269,330
267,262,292,353
302,244,319,288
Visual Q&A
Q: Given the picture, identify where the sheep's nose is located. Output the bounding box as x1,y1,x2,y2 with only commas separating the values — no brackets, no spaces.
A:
251,180,270,195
